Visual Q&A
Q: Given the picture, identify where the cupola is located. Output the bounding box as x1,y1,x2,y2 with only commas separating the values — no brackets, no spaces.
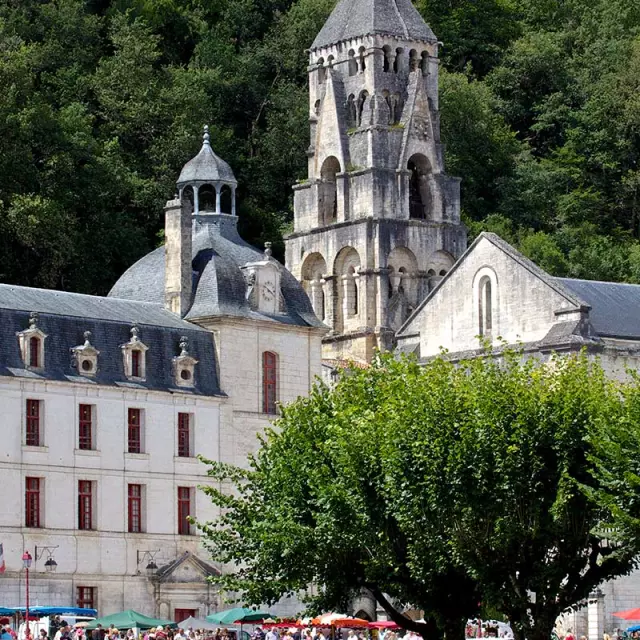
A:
177,125,238,215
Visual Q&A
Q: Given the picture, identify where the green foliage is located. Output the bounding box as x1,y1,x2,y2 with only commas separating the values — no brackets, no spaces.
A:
199,352,640,640
1,0,640,292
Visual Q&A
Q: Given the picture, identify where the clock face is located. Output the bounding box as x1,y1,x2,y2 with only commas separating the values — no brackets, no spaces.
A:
262,281,276,302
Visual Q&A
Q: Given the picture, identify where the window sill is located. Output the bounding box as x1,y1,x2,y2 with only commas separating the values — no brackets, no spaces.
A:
174,455,199,463
22,445,48,452
75,448,100,456
125,452,150,460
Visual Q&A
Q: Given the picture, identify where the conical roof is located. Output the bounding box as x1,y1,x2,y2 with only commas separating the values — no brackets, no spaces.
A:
177,126,237,186
311,0,436,50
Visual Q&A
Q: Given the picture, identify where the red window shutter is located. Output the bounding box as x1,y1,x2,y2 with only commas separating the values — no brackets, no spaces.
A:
262,352,278,414
177,487,191,535
25,477,40,528
29,337,40,368
177,413,190,457
128,484,142,533
131,350,141,378
78,405,92,450
128,408,141,453
26,399,40,446
78,481,93,530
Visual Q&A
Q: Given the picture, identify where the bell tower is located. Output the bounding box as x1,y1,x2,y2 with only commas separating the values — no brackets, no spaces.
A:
285,0,467,362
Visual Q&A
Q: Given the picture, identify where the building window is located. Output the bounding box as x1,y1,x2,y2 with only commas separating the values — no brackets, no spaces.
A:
262,351,278,415
178,413,193,458
131,350,141,378
25,477,41,528
78,480,94,530
25,399,41,446
76,586,95,610
478,276,493,338
128,484,143,533
177,487,193,535
78,404,94,450
128,408,142,453
29,337,40,367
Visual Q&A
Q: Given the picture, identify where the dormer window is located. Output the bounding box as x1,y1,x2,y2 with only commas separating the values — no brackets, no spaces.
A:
71,331,100,377
173,337,198,388
121,325,149,381
241,243,284,315
17,312,47,371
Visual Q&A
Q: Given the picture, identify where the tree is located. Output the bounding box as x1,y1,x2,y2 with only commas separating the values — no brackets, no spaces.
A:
199,352,640,640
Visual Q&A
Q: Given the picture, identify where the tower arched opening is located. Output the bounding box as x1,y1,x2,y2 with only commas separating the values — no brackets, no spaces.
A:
320,156,341,225
301,253,328,321
220,185,232,214
348,50,358,76
382,45,392,72
358,46,366,72
421,51,429,76
394,48,403,73
357,90,369,126
317,58,326,83
181,185,195,212
333,246,361,332
199,184,216,212
409,49,418,71
347,94,357,128
408,154,432,219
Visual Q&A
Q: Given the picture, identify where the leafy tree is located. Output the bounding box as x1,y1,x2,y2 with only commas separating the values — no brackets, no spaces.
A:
199,352,640,640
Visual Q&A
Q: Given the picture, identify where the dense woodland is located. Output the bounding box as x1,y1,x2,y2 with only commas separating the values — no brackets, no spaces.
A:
0,0,639,294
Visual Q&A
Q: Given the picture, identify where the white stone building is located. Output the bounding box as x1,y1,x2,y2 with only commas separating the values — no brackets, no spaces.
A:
0,131,325,620
396,232,640,639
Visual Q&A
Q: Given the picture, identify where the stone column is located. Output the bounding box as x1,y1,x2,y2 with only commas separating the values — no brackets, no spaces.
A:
336,173,348,222
193,186,200,215
588,589,604,640
231,186,237,216
310,277,325,321
376,267,392,330
323,275,336,333
215,185,222,214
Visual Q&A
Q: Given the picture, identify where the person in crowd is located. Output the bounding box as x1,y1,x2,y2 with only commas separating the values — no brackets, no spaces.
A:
265,628,278,640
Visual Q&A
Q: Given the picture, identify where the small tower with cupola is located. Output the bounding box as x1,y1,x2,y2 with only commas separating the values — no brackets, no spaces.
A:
285,0,467,362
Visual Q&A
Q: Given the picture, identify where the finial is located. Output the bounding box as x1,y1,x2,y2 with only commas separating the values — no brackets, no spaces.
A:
83,331,92,346
264,242,272,258
29,311,39,329
203,125,210,146
179,336,190,356
130,325,139,341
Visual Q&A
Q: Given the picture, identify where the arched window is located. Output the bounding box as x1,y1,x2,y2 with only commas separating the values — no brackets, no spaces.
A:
320,157,341,225
478,277,493,337
314,99,321,115
29,337,40,368
262,351,278,415
347,94,357,128
421,51,430,76
358,46,366,72
348,50,358,76
408,154,432,219
317,58,326,84
181,185,195,213
357,91,369,126
382,46,391,72
394,48,403,73
409,49,418,72
347,266,358,316
220,185,232,214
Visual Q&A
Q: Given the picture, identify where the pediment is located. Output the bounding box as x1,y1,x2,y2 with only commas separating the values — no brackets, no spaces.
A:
154,552,220,584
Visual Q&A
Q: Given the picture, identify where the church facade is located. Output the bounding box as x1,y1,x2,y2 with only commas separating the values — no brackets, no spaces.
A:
285,0,467,363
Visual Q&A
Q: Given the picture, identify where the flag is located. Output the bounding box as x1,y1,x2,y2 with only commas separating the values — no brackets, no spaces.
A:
0,543,5,573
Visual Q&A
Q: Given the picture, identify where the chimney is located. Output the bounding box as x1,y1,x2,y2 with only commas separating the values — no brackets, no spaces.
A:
164,196,192,316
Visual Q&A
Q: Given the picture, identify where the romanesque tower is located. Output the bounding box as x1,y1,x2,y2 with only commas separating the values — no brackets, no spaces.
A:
285,0,468,363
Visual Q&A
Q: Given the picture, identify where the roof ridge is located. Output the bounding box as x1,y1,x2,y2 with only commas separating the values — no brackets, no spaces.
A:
555,276,640,288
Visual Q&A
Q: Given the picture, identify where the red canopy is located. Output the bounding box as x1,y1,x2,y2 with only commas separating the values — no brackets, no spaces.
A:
369,622,400,630
613,609,640,620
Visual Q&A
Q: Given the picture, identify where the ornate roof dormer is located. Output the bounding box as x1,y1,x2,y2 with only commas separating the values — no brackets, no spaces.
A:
241,242,285,316
173,336,198,388
121,324,149,381
71,331,101,377
177,126,238,215
17,311,48,370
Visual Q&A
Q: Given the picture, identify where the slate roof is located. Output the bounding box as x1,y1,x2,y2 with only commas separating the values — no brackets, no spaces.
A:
109,214,325,329
177,128,237,186
0,285,221,396
555,278,640,340
311,0,437,51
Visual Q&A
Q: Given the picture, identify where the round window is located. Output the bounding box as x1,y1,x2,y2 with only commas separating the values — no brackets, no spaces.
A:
180,369,191,381
81,359,93,372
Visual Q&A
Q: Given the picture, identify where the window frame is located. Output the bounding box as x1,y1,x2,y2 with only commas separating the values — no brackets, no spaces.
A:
76,586,96,610
127,483,143,534
25,477,41,528
177,486,192,535
78,480,94,531
127,408,142,454
25,399,41,447
177,412,192,458
29,337,40,368
262,351,278,415
78,404,94,451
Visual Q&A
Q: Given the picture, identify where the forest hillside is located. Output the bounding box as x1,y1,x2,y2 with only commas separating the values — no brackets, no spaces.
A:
0,0,639,293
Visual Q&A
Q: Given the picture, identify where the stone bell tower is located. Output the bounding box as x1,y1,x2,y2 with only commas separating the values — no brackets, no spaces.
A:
285,0,468,363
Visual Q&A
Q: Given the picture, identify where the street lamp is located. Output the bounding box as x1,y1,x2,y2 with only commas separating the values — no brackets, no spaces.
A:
34,546,58,573
22,551,33,639
136,550,160,577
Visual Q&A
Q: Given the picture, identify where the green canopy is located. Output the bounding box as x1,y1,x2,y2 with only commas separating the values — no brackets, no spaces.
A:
206,608,271,625
86,610,175,630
